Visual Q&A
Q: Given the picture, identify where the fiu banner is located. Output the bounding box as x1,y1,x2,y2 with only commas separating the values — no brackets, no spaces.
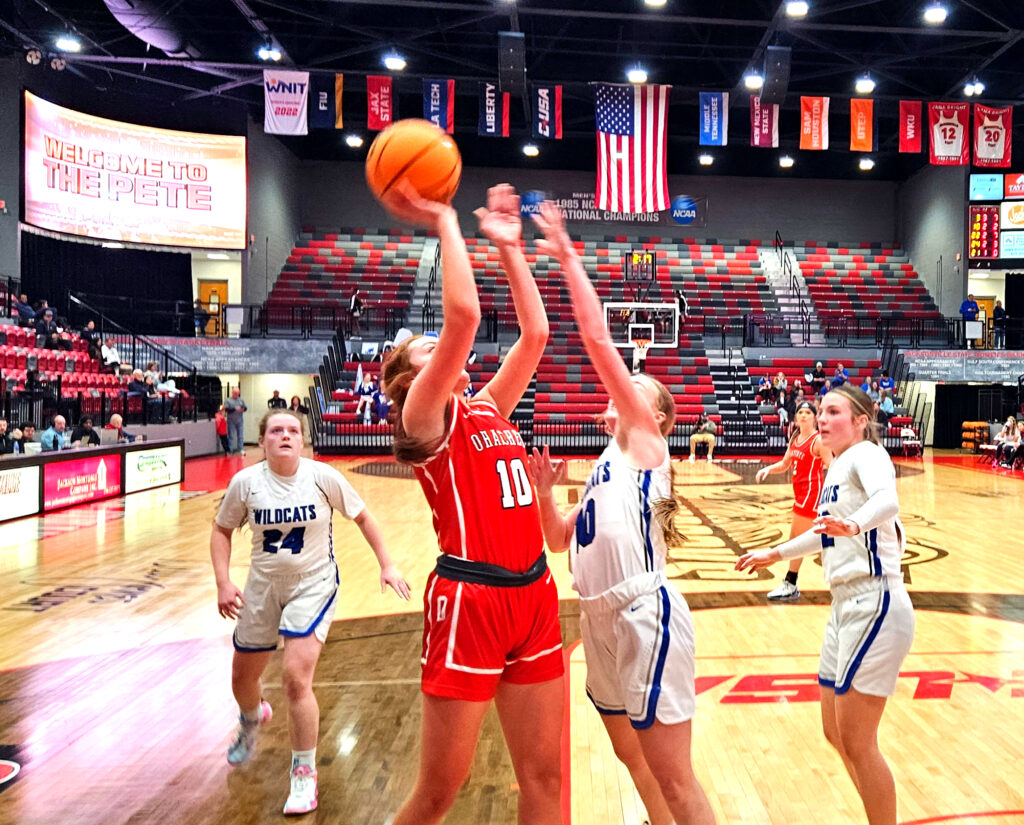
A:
309,74,343,129
899,100,923,152
423,78,455,134
478,82,510,137
973,104,1012,169
263,70,309,135
799,96,829,150
367,76,394,131
698,92,728,146
532,85,562,139
749,96,779,148
849,98,876,152
929,102,970,165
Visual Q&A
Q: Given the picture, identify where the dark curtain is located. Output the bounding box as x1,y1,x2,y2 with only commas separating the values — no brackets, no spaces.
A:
20,232,191,334
934,384,986,448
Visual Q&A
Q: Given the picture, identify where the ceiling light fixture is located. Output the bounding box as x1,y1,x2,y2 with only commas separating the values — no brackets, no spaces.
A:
206,253,230,260
964,78,985,96
383,54,406,71
779,155,795,169
923,3,947,24
744,70,764,91
859,157,875,171
699,154,714,166
523,144,540,157
55,36,81,53
345,134,365,148
855,74,876,94
644,0,668,6
25,48,42,65
785,1,809,17
627,68,648,84
257,43,281,61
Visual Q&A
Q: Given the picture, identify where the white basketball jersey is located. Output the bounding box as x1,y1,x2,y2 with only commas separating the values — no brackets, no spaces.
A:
816,441,904,585
216,458,366,576
976,115,1007,161
932,110,965,160
571,440,673,598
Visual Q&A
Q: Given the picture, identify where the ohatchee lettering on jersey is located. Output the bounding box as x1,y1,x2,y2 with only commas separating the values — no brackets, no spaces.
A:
414,396,543,571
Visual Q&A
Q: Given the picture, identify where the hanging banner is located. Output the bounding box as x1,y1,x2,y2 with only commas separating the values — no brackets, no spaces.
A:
423,78,455,134
849,98,876,152
367,75,394,131
532,84,562,139
799,96,829,150
478,82,510,137
899,100,923,153
929,102,970,165
309,74,342,130
263,70,309,135
749,96,779,148
698,92,729,146
973,104,1012,169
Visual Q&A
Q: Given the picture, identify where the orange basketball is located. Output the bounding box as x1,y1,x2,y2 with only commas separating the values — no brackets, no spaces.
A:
365,119,462,205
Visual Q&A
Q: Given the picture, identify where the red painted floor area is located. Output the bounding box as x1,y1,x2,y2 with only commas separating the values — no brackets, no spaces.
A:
930,451,1024,479
182,453,251,492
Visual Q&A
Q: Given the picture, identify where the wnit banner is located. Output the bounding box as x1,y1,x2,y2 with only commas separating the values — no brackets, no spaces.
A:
264,70,309,135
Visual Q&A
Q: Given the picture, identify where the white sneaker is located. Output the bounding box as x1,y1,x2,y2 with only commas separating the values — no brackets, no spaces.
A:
767,580,800,602
689,454,695,462
226,699,272,765
283,764,318,815
706,455,713,462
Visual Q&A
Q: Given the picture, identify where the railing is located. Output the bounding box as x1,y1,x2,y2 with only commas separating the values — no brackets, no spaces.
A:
1,274,20,319
227,303,404,340
67,291,198,336
420,243,441,332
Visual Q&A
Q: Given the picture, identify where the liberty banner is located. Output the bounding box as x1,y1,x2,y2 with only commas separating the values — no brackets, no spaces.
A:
263,70,309,136
478,82,510,137
423,78,455,134
800,96,829,150
899,100,923,152
849,98,876,152
749,96,779,148
973,104,1012,169
929,102,970,165
699,92,728,146
532,85,562,139
367,76,394,130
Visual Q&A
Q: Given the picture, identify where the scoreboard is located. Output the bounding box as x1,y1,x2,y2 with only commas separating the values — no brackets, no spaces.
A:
968,205,999,259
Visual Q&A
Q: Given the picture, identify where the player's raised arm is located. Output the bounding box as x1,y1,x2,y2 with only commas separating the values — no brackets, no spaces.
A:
473,184,549,418
529,445,577,553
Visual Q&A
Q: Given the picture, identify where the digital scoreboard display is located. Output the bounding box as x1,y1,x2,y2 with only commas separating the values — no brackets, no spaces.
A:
968,205,1000,259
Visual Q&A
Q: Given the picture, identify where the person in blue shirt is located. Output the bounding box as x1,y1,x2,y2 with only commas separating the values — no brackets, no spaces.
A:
878,371,895,392
831,363,849,388
41,415,72,451
960,293,980,349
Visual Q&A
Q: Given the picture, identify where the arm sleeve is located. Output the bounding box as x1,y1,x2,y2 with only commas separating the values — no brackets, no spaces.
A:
846,447,899,533
214,475,249,529
317,465,366,520
775,529,826,560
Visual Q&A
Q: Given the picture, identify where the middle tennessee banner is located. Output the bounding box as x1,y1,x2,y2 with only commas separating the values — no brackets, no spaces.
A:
849,98,876,152
309,74,343,129
800,96,830,150
478,82,510,137
929,102,970,165
699,92,729,146
264,70,309,135
974,104,1012,168
423,78,455,134
532,84,562,139
749,96,779,148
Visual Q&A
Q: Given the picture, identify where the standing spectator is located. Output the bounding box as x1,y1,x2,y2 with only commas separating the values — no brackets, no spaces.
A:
101,338,122,373
992,299,1006,349
831,362,849,388
13,294,35,325
810,361,827,396
70,416,101,447
105,413,136,443
348,290,364,335
80,320,102,360
214,405,229,452
194,298,210,337
0,418,13,455
776,388,793,430
225,387,247,454
267,390,287,409
289,395,311,442
675,287,688,325
960,293,980,349
41,415,71,451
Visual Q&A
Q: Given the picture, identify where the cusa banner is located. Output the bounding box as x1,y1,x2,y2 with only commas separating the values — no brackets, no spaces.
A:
799,96,829,150
263,70,309,135
23,91,246,249
43,455,121,511
973,104,1012,168
929,102,970,165
532,85,562,139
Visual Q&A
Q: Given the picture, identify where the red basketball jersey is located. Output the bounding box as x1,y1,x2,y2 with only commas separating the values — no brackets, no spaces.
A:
790,430,825,515
413,396,543,572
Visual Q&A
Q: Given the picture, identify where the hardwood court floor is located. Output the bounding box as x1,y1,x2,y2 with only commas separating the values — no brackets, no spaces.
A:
0,450,1022,825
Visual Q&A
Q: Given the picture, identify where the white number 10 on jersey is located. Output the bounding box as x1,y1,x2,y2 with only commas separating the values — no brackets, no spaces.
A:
495,458,533,508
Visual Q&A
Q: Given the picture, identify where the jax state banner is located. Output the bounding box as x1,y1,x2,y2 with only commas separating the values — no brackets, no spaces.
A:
974,104,1012,168
849,98,876,152
929,102,970,165
263,70,309,135
749,96,779,148
800,96,829,150
899,100,923,152
309,74,343,129
478,82,510,137
699,92,728,146
423,78,455,134
367,76,394,130
532,84,562,139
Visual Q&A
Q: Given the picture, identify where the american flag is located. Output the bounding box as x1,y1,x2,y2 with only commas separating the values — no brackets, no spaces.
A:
594,83,671,214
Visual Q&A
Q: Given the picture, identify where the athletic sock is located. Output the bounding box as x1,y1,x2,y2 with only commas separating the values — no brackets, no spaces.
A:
240,705,261,724
785,570,799,586
292,749,316,771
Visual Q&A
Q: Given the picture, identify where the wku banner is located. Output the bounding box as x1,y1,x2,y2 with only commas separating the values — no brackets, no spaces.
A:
263,70,309,135
367,76,394,131
849,98,876,152
974,104,1012,168
478,82,510,137
423,78,455,134
699,92,728,146
749,96,779,148
532,84,562,139
929,102,970,165
309,74,343,129
899,101,923,152
800,96,829,150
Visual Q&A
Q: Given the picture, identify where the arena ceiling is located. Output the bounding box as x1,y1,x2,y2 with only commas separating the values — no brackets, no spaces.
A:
3,0,1024,180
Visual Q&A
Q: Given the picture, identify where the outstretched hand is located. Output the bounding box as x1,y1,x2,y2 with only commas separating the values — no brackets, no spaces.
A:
380,564,412,600
473,183,522,248
379,181,454,231
532,200,575,262
529,444,567,495
734,547,782,573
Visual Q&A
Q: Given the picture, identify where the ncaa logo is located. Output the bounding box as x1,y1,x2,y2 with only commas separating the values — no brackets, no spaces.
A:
519,190,545,217
671,196,698,225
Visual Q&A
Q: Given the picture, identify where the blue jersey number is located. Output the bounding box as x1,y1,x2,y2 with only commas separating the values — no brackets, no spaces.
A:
262,526,306,555
575,499,596,548
819,510,835,550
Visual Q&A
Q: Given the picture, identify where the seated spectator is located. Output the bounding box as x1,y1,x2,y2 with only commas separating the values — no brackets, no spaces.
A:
12,422,36,452
993,417,1018,466
194,299,210,336
791,378,803,397
36,309,72,351
877,389,895,426
810,361,827,396
689,413,717,462
156,375,180,396
143,362,160,382
105,413,136,443
101,338,122,373
70,416,101,447
13,294,35,325
268,390,287,409
127,369,149,395
0,418,13,455
373,389,392,425
867,380,881,403
354,373,377,424
144,375,169,423
860,377,871,393
1005,421,1024,467
80,320,103,360
756,372,774,404
879,371,895,392
831,362,849,388
773,370,788,397
41,415,72,451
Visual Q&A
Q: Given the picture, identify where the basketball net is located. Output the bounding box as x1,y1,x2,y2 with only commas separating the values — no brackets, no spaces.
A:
631,337,651,374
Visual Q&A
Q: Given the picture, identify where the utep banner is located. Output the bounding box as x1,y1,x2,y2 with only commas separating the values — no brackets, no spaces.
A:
749,96,779,148
974,104,1012,169
849,98,876,152
532,85,562,139
699,92,728,146
264,70,309,135
929,102,970,165
800,96,829,150
423,78,455,134
309,74,343,129
367,76,394,131
899,100,923,153
478,82,510,137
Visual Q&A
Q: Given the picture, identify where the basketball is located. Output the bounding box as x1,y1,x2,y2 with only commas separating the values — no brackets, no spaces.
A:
365,119,462,204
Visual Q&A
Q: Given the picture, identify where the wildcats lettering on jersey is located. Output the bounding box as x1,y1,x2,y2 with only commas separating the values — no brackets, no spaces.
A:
254,504,318,525
584,461,612,492
819,484,840,505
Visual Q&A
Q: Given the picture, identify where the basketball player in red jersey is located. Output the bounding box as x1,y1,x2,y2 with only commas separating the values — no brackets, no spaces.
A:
380,183,563,825
755,400,832,601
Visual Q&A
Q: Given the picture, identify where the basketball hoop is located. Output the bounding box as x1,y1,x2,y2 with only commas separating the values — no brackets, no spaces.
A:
631,337,651,374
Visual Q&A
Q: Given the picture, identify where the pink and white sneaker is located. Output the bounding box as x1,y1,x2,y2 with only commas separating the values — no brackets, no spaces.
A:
226,699,272,765
283,764,318,815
